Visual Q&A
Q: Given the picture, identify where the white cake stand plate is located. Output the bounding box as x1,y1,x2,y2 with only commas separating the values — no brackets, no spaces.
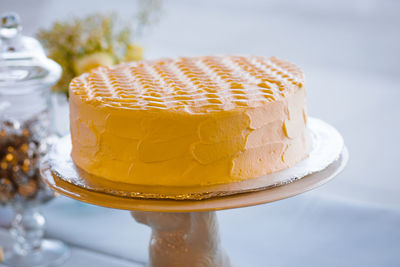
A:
40,118,348,267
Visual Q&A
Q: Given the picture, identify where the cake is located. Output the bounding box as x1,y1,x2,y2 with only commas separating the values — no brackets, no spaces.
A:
69,55,311,187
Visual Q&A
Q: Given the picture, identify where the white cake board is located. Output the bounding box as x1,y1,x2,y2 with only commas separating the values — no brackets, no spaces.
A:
40,118,348,267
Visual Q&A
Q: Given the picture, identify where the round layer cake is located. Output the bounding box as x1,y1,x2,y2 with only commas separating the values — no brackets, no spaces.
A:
69,55,311,186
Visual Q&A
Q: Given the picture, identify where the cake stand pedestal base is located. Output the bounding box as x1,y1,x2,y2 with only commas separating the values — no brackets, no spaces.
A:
131,211,231,267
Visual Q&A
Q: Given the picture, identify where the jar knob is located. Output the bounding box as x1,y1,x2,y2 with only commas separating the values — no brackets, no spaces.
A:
1,12,22,40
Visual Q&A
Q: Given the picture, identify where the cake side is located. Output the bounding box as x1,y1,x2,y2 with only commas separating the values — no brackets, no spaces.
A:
69,55,311,186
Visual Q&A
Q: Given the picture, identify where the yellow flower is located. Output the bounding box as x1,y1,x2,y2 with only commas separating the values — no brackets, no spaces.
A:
73,52,115,75
124,43,144,62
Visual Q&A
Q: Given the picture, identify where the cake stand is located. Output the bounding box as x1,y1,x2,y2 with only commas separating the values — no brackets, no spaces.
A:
40,118,348,267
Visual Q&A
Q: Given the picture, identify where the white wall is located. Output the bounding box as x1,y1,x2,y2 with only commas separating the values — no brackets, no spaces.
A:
2,0,399,76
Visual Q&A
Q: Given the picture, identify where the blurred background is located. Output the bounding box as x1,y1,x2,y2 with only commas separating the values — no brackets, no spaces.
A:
1,0,399,266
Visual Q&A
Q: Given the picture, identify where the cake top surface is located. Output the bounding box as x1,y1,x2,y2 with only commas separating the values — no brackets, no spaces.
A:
70,55,304,114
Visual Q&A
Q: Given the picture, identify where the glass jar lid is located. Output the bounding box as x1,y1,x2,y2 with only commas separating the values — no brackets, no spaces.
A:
0,12,61,94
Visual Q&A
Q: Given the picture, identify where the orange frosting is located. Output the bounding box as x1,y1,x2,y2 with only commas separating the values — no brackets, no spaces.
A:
69,55,311,186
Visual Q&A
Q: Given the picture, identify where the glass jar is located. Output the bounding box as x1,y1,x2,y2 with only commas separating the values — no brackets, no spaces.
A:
0,12,69,266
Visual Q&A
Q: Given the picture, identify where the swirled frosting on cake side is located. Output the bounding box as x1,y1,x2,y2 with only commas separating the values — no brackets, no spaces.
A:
69,56,311,186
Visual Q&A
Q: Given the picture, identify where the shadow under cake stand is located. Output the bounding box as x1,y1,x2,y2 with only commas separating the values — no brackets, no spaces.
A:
40,118,348,267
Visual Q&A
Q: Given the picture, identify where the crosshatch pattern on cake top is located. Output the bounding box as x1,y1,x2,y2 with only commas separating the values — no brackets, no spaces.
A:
70,55,305,113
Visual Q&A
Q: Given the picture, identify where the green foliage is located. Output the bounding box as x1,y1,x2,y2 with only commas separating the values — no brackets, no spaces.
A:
37,14,133,93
